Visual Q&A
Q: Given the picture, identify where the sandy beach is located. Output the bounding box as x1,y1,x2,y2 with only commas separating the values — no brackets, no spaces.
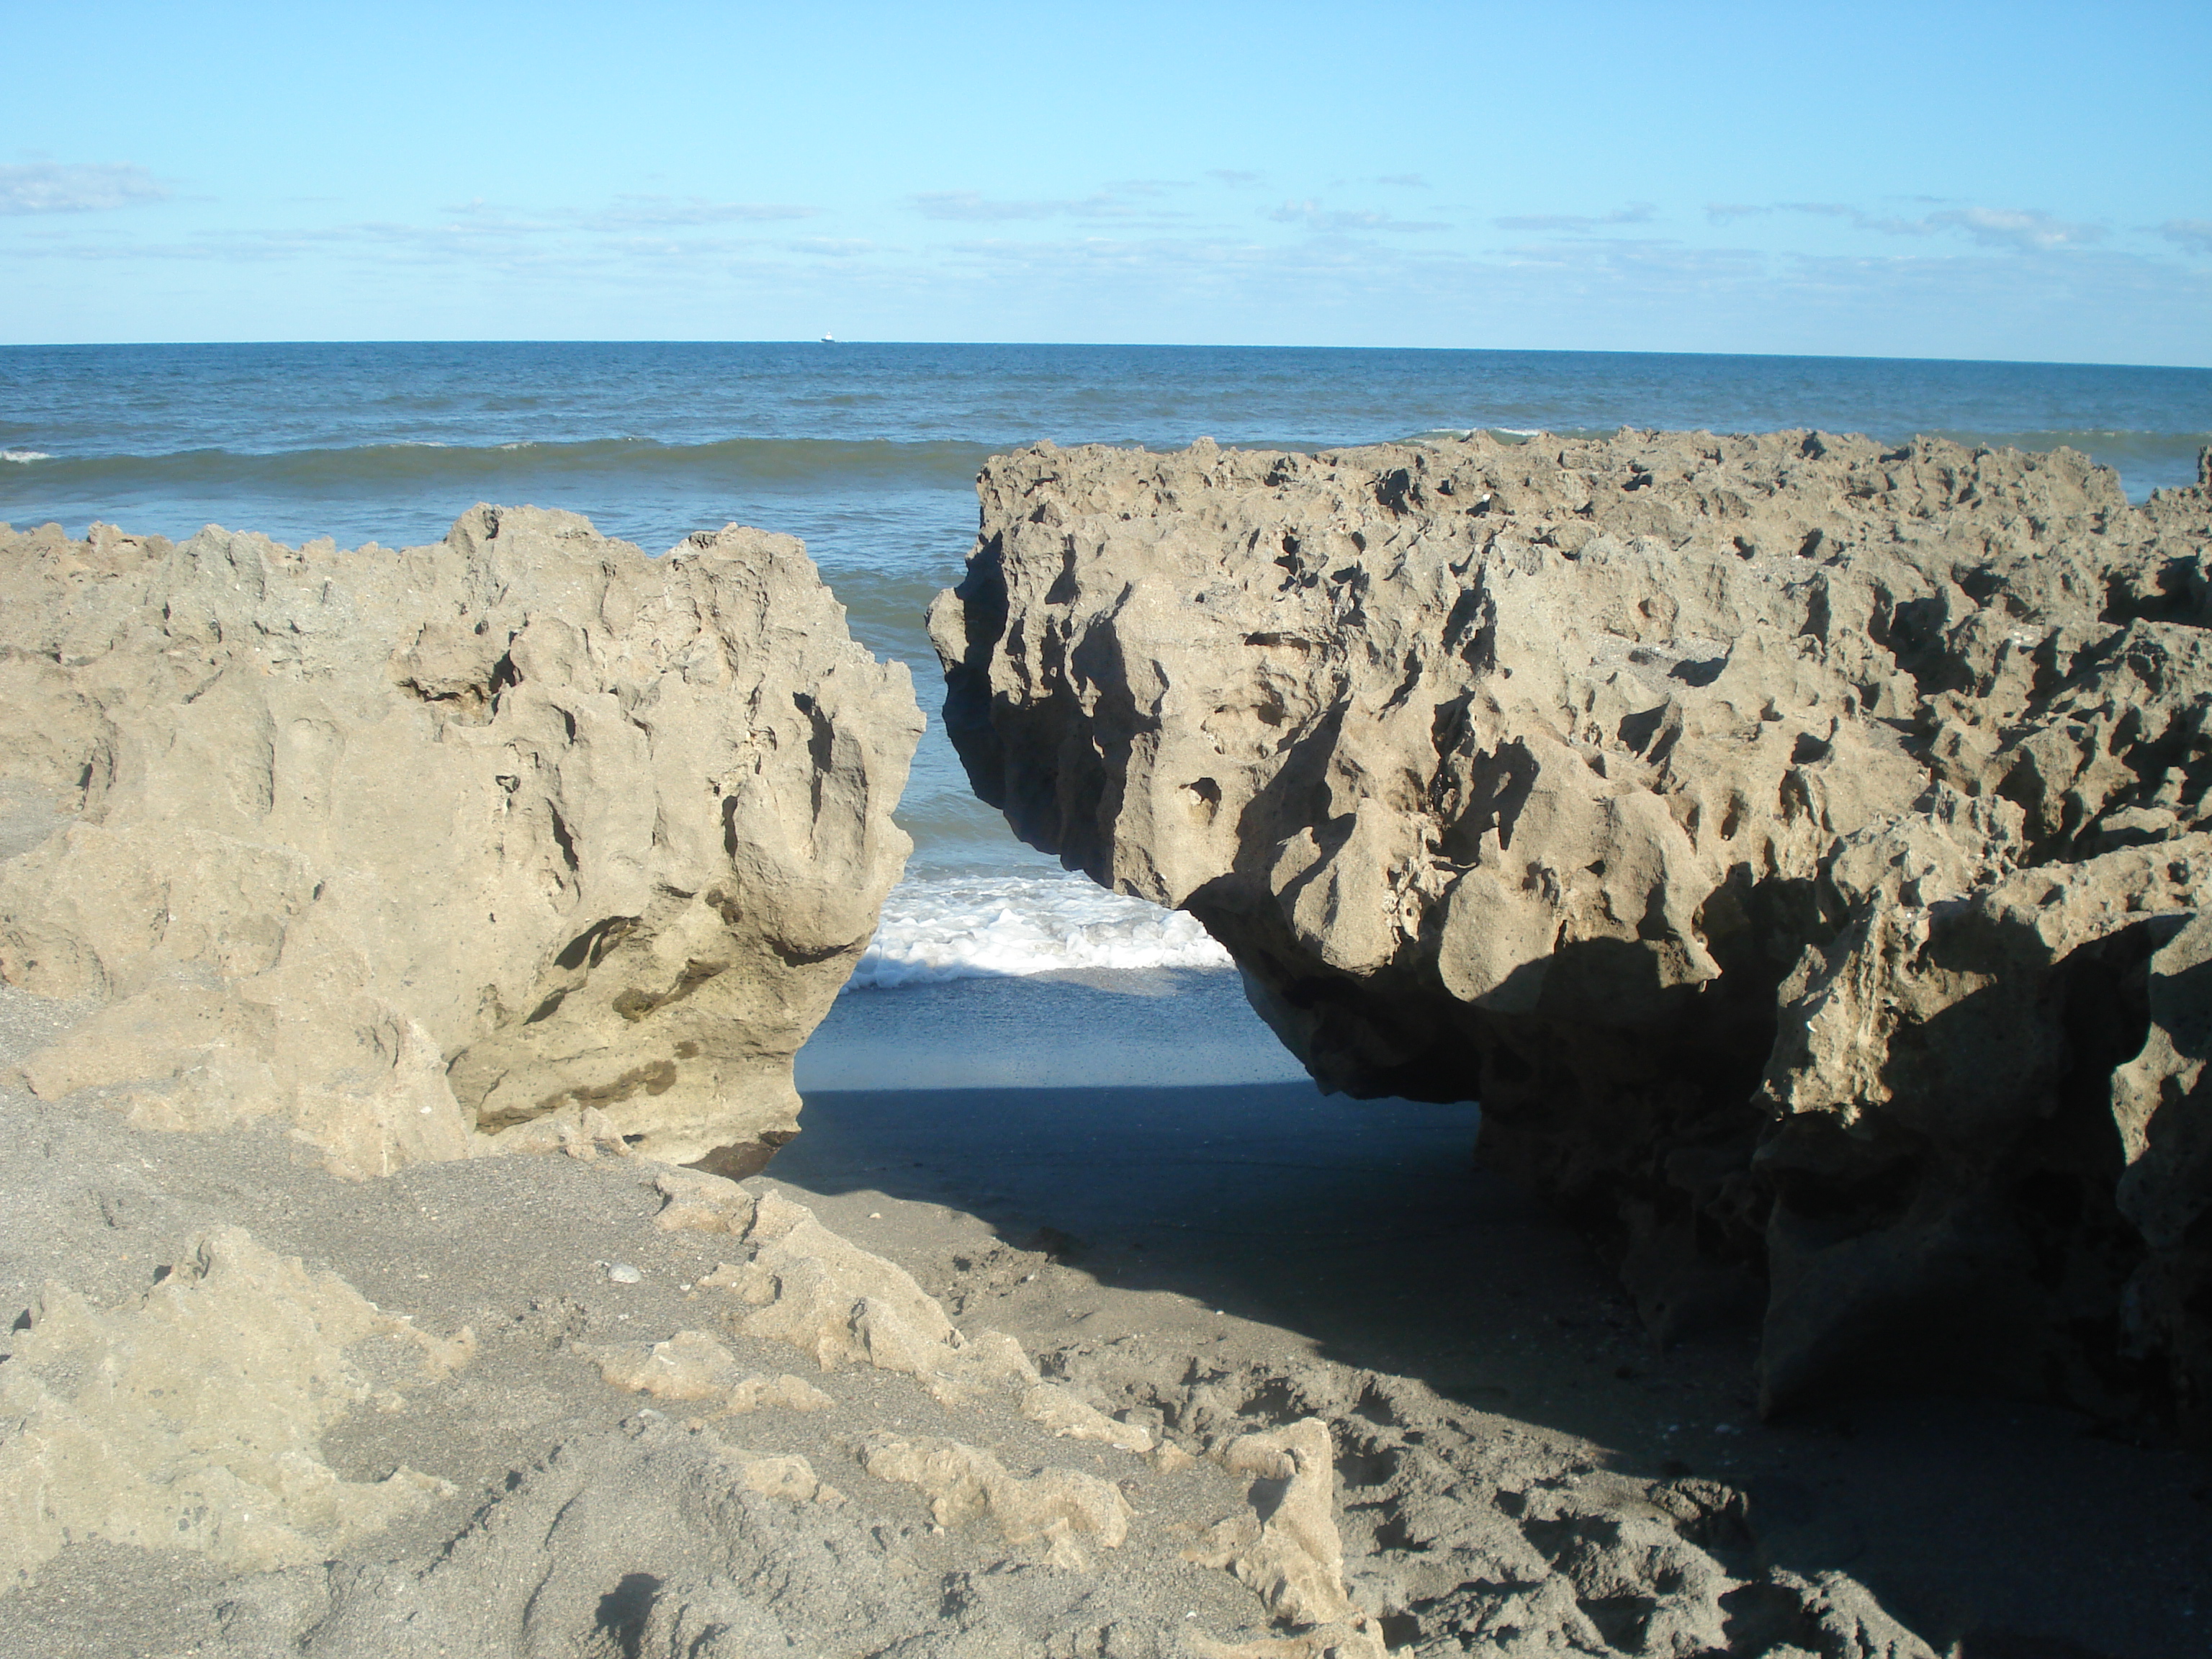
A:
1,403,2208,1656
4,957,2203,1657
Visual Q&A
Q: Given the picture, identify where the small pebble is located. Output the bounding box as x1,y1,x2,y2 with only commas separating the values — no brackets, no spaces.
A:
607,1263,643,1285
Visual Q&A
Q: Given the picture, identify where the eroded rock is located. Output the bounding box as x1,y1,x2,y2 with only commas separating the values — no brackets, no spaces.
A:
1186,1418,1386,1656
704,1189,1042,1405
0,1226,467,1588
0,507,921,1172
933,431,2212,1427
858,1432,1134,1569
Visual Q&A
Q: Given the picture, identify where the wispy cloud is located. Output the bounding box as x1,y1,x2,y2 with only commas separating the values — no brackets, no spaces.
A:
907,186,1187,225
909,192,1065,222
582,194,815,228
1375,173,1429,189
1492,203,1654,233
1267,199,1446,233
1921,206,2104,250
2154,218,2212,257
786,237,876,258
0,161,166,214
1708,199,2105,251
426,195,816,234
1208,169,1262,187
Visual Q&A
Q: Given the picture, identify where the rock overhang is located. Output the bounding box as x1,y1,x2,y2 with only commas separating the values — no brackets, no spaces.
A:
932,428,2212,1434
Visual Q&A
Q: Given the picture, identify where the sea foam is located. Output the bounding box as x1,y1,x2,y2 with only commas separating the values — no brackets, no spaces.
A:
1,449,53,463
850,869,1231,989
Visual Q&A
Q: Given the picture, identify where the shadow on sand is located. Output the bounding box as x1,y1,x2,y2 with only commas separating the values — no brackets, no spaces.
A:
773,971,2205,1658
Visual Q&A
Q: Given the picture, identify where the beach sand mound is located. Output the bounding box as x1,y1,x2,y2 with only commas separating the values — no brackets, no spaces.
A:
930,431,2212,1431
0,1065,1944,1659
0,506,922,1173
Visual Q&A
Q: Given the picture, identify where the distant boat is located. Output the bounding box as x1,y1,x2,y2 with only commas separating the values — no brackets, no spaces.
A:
820,333,835,343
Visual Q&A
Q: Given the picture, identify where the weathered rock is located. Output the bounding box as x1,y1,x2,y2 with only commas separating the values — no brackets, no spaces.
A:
575,1328,753,1401
858,1431,1134,1568
703,1188,1042,1406
0,507,921,1172
0,1226,467,1588
1185,1418,1385,1655
932,431,2212,1429
1021,1380,1156,1452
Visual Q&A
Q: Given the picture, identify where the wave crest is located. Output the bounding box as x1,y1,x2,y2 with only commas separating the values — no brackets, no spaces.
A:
850,871,1232,989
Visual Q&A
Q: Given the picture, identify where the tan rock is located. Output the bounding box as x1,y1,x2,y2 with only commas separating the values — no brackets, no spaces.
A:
575,1330,747,1401
0,1226,465,1588
0,507,922,1174
710,1444,837,1504
652,1166,759,1233
713,1190,1040,1404
858,1433,1133,1568
935,432,2212,1426
1187,1419,1354,1628
1020,1381,1154,1453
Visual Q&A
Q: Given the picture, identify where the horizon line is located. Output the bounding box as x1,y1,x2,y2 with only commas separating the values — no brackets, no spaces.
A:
2,338,2209,375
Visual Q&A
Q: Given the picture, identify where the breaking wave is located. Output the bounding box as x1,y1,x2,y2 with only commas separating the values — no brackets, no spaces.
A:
850,870,1233,989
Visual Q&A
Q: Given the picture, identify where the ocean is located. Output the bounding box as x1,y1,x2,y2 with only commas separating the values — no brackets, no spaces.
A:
5,341,2208,1021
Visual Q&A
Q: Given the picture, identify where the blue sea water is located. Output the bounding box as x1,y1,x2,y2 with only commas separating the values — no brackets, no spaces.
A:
4,341,2207,988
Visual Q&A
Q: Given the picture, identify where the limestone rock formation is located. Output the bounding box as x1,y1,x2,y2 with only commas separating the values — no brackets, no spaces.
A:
1186,1418,1387,1656
932,431,2212,1429
0,1226,466,1589
703,1186,1045,1406
0,506,921,1172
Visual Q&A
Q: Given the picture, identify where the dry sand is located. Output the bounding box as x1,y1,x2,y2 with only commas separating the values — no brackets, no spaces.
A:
0,956,2204,1657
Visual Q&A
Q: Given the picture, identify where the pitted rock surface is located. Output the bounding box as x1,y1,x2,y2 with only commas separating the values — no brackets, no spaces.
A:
0,506,921,1172
932,431,2212,1427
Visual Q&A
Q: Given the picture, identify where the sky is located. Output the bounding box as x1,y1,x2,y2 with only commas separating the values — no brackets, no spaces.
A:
2,0,2207,364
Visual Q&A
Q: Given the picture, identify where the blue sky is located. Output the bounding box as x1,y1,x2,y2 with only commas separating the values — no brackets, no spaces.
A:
4,1,2207,363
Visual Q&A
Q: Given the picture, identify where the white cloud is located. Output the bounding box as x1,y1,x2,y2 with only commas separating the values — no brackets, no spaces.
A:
1267,199,1445,233
582,195,815,228
0,161,166,214
1925,206,2103,251
1706,199,2104,251
1493,203,1655,232
907,188,1184,224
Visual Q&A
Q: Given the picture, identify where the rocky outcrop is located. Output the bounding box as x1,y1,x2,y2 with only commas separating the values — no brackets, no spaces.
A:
932,431,2212,1430
0,506,920,1173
